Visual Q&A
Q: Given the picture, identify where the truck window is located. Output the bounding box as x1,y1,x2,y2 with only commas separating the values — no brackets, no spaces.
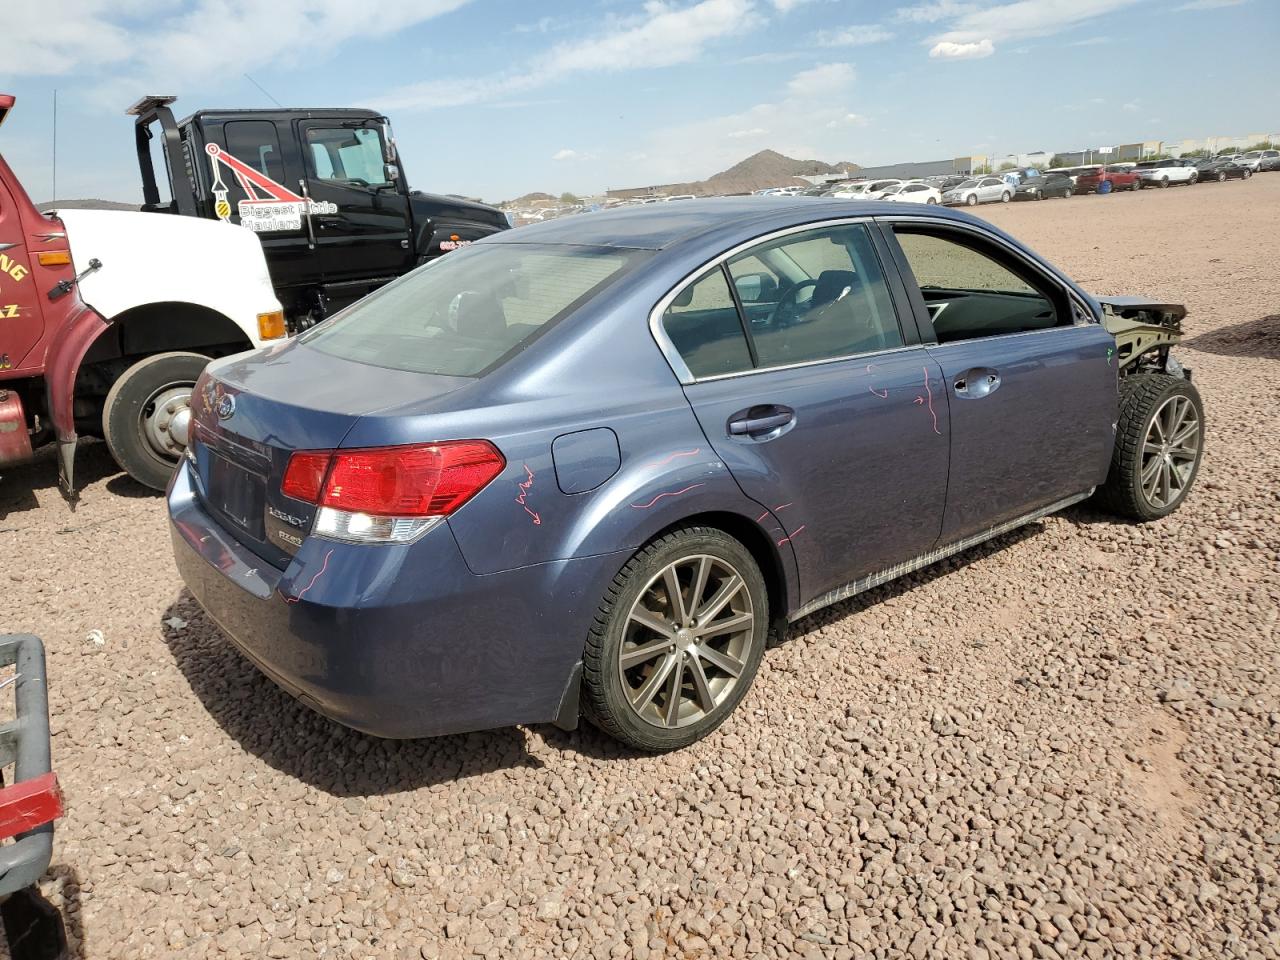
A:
305,127,390,187
225,121,285,183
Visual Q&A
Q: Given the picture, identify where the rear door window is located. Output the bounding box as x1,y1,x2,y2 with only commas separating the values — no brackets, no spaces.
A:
661,269,754,379
302,244,644,376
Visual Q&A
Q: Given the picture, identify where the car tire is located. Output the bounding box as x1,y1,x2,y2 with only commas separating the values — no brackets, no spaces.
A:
1094,373,1204,522
582,526,769,751
102,351,209,491
965,194,977,206
1000,191,1011,203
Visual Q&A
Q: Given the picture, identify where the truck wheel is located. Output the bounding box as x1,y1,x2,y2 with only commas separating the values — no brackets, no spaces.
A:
582,526,768,751
102,352,210,491
1095,373,1204,522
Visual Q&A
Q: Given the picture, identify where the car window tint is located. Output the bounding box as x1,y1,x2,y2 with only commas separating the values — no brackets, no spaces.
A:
662,268,754,379
302,244,644,377
728,224,902,366
894,230,1062,343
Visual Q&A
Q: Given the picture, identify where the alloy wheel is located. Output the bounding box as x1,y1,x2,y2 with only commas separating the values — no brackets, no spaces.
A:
618,554,755,729
1140,395,1201,509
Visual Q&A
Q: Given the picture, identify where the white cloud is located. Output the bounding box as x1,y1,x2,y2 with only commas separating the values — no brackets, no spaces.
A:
816,25,895,46
728,127,769,138
552,149,580,161
930,0,1142,45
378,0,762,110
787,62,857,97
894,1,978,23
1177,0,1247,8
929,38,995,58
4,0,474,81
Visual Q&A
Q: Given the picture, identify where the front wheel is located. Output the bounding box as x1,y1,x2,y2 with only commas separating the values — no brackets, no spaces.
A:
1094,373,1204,521
582,527,768,751
102,351,210,491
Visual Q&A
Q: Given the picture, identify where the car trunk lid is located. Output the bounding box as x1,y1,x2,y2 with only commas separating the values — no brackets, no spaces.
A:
189,341,471,567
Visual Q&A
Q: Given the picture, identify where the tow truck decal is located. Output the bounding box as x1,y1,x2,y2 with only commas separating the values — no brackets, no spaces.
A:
0,252,29,283
205,144,337,233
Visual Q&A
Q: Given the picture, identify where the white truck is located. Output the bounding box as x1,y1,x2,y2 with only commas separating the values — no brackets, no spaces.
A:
1134,159,1198,189
1,92,283,494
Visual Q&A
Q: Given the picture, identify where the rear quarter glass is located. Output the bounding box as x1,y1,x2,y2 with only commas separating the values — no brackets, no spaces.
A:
298,244,650,377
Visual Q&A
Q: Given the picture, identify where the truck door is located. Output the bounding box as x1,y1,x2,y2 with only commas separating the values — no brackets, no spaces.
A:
0,178,43,372
205,118,316,299
296,120,412,284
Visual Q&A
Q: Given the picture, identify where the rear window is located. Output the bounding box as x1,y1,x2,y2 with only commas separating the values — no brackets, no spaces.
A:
300,244,644,376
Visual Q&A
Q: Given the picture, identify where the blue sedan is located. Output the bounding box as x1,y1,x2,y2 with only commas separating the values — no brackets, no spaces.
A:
168,199,1204,751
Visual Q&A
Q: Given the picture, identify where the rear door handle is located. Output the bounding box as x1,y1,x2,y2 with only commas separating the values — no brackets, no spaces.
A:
727,405,795,437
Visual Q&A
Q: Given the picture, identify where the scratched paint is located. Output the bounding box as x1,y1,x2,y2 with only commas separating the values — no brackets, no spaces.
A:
631,483,705,509
515,464,542,525
913,365,942,436
777,524,807,548
284,549,334,604
640,447,701,470
866,363,889,399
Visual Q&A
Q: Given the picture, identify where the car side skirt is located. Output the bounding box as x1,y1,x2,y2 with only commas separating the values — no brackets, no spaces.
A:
789,489,1093,622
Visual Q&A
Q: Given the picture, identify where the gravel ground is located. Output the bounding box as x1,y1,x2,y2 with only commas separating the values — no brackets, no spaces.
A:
1,176,1278,960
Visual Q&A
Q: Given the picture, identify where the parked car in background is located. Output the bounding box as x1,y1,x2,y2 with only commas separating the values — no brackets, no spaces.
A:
1012,172,1074,200
168,198,1205,751
941,177,1011,206
1134,159,1199,189
1076,165,1140,194
879,182,942,204
1236,150,1278,172
834,179,902,200
1195,157,1253,182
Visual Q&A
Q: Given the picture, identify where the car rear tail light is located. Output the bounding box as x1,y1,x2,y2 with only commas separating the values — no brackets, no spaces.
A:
282,441,505,544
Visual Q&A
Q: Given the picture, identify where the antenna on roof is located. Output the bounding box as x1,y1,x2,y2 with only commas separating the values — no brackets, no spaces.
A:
244,74,283,108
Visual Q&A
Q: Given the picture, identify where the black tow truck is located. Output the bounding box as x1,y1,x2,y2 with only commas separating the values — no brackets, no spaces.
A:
129,96,510,329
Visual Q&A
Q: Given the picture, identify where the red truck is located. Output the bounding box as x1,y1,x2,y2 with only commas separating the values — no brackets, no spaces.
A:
1075,164,1141,194
2,93,283,495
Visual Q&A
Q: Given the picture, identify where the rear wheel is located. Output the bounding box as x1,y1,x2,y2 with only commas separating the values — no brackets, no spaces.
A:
1095,373,1204,521
102,351,209,491
582,527,768,751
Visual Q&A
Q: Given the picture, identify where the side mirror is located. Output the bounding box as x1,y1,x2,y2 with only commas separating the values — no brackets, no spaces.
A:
733,272,777,304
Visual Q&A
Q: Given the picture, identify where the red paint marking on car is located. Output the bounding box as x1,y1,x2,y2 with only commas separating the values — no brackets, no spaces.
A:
631,483,705,509
866,363,889,398
515,464,541,525
641,447,701,470
916,366,941,435
284,549,334,604
777,524,807,548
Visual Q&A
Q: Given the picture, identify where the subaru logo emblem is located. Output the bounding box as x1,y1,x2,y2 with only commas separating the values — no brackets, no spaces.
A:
216,394,236,420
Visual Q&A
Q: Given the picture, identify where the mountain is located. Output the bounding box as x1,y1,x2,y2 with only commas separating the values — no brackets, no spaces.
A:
704,150,860,192
38,199,140,212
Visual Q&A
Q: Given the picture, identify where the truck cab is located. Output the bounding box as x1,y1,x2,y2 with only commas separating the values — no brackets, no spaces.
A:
130,97,510,327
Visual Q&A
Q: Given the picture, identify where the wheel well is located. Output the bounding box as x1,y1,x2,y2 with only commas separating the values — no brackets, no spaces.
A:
80,301,253,367
656,510,791,638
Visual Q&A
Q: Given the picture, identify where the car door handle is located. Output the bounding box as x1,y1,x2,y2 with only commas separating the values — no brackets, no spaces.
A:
727,405,795,437
953,368,1000,398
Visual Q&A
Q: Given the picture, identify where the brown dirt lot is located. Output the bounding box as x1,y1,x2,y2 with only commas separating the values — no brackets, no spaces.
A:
1,175,1278,960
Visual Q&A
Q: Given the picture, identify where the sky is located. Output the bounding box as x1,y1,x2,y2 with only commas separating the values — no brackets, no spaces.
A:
2,0,1276,204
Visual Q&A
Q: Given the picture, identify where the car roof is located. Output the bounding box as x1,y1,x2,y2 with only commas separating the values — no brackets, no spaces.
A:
482,197,977,251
